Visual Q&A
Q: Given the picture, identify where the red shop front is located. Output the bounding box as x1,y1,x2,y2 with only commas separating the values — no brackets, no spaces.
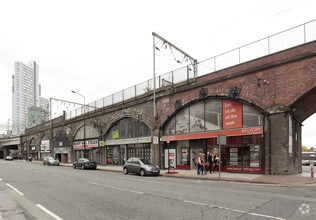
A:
162,126,264,173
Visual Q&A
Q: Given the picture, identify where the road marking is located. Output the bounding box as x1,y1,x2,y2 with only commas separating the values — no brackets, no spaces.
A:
6,183,24,196
248,212,285,220
89,182,144,194
0,178,2,181
64,176,73,180
103,184,144,194
36,204,63,220
183,200,209,206
88,182,101,186
35,171,46,174
183,200,285,220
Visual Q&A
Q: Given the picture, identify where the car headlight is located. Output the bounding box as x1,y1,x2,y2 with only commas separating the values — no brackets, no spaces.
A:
145,165,152,171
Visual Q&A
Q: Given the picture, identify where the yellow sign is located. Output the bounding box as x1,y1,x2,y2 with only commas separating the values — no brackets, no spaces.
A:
99,141,105,146
112,130,119,139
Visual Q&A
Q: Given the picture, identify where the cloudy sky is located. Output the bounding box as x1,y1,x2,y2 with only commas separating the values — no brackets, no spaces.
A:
0,0,315,148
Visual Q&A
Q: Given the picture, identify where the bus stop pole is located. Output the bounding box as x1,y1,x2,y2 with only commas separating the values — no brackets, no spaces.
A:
219,143,221,178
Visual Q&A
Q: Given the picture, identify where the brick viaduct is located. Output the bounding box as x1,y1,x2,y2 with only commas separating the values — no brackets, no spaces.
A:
22,40,316,175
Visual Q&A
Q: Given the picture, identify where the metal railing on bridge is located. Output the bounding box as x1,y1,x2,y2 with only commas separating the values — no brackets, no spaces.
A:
65,19,316,120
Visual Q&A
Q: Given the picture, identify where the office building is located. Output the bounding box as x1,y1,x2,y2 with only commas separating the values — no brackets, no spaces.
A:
12,61,48,135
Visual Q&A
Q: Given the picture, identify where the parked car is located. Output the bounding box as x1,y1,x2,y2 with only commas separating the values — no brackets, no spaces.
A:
302,160,310,166
43,156,60,166
123,158,160,176
5,155,13,161
73,158,97,170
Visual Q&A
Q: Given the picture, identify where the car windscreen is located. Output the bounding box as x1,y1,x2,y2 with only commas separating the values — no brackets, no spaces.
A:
140,159,151,165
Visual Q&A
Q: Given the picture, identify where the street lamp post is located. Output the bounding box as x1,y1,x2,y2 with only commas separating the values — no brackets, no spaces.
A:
71,90,86,158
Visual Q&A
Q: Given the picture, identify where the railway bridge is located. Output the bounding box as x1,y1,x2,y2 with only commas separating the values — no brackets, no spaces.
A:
21,21,316,174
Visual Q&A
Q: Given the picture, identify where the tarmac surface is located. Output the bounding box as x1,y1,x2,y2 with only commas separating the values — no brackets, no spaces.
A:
32,161,316,186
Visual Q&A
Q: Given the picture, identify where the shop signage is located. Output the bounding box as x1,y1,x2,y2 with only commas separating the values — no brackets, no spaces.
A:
112,130,119,139
40,140,50,152
73,139,98,150
223,99,242,129
105,136,152,145
162,126,263,142
169,152,175,169
153,136,159,145
217,134,226,145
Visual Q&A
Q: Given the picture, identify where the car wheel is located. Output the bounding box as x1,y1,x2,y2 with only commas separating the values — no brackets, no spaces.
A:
73,165,76,169
81,165,85,170
140,169,145,176
123,167,128,175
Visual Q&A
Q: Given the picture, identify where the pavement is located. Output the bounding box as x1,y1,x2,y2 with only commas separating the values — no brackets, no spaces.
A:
26,160,316,186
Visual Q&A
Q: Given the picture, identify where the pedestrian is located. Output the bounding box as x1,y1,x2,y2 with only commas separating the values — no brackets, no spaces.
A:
197,153,202,175
213,153,219,172
207,152,213,173
201,153,206,175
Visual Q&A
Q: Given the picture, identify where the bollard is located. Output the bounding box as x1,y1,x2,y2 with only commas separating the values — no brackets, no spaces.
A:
311,163,314,178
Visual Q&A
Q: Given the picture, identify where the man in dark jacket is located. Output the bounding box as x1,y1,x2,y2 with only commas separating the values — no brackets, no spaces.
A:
207,152,213,173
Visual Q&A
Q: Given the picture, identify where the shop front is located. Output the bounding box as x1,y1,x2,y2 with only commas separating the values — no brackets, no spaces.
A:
162,98,265,173
29,138,39,160
40,137,50,160
104,116,152,165
53,131,72,163
73,139,99,161
73,125,100,163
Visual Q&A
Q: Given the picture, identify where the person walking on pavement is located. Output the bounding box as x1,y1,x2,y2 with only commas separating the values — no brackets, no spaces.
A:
201,153,207,175
213,153,219,172
197,153,202,175
207,152,213,173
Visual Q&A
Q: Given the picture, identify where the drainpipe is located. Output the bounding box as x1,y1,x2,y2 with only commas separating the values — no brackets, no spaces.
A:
267,115,272,175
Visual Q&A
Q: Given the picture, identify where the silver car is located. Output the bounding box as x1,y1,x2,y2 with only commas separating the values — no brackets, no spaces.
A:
43,156,60,166
123,158,160,176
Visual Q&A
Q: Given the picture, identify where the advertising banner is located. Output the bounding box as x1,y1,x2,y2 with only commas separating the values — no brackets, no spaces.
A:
73,139,98,150
223,99,242,129
40,140,50,152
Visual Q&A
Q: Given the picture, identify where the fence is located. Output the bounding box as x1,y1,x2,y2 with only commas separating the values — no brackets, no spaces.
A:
65,19,316,120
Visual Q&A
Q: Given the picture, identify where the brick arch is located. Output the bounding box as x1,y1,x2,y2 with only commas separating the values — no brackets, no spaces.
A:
29,135,40,146
291,86,316,122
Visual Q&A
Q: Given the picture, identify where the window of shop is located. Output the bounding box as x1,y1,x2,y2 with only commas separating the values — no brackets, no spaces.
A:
243,104,263,127
164,116,175,135
176,108,189,134
106,117,151,140
176,141,189,169
207,135,263,172
127,144,151,160
205,99,222,131
190,102,205,132
106,145,125,165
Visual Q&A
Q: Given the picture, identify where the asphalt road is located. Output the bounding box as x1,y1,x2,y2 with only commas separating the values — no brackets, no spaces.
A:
0,160,316,220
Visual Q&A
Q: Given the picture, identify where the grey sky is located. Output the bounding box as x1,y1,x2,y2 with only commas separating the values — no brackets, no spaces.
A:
0,0,315,147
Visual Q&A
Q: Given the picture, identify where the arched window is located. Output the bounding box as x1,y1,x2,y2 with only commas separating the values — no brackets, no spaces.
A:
243,104,263,127
106,117,151,140
163,99,262,136
74,125,99,140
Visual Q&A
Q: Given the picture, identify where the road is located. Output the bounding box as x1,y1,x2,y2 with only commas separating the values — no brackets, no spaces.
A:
0,160,315,220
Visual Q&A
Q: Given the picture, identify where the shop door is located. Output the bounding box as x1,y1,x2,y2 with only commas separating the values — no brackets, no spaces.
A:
190,148,203,169
164,149,176,169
